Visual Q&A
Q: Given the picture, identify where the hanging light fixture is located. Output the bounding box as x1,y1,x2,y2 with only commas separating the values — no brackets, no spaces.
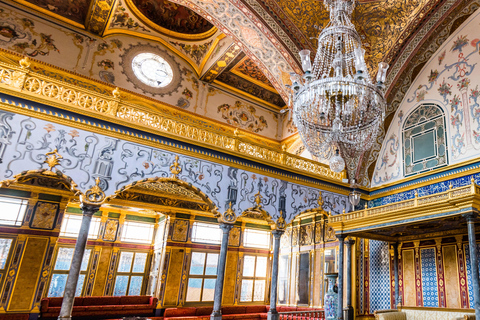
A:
289,0,388,183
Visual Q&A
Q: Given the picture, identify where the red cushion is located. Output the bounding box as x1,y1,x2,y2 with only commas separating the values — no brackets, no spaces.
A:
196,306,213,315
296,307,312,311
81,296,121,306
164,307,197,317
48,298,63,307
245,305,267,314
40,299,49,312
222,306,246,314
120,295,151,305
73,297,84,306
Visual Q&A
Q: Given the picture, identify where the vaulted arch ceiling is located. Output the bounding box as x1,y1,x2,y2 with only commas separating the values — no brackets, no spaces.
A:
10,0,479,185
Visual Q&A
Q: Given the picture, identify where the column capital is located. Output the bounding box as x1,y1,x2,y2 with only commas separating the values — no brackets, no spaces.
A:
80,203,101,216
463,212,478,222
272,229,285,238
345,238,355,246
219,223,234,233
337,234,347,241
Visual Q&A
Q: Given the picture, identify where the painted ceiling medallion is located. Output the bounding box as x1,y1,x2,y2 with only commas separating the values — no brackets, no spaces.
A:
121,43,182,96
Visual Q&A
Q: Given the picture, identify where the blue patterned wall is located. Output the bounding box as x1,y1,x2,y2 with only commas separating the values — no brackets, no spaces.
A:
369,171,480,208
420,248,439,307
464,243,480,308
0,109,348,223
369,240,391,313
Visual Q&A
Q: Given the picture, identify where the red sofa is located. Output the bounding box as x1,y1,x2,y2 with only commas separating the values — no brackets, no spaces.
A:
40,296,158,318
162,305,323,320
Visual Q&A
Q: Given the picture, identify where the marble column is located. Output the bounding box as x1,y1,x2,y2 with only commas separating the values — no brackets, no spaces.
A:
337,235,346,320
393,243,400,308
58,204,99,320
268,229,285,320
345,238,355,320
464,213,480,320
211,223,233,320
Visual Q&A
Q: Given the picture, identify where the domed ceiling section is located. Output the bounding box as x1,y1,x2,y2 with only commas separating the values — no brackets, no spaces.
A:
21,0,91,25
131,0,214,35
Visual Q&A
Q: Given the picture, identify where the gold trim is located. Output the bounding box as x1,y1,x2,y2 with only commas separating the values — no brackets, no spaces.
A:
124,0,217,41
0,100,349,195
230,56,278,93
7,0,86,29
368,157,480,199
198,33,226,75
213,80,283,111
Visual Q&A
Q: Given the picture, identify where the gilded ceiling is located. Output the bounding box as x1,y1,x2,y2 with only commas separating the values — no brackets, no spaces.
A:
276,0,436,71
131,0,214,34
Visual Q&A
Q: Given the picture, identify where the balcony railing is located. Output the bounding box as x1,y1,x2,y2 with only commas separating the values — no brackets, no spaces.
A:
279,310,325,320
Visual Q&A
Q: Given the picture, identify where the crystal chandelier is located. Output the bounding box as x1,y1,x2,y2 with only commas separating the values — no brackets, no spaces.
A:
289,0,388,181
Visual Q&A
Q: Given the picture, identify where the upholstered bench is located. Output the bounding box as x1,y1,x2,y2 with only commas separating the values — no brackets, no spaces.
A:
40,295,158,318
374,307,475,320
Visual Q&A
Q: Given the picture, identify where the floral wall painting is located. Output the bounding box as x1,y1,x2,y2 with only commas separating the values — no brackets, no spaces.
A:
170,40,214,65
111,1,150,32
218,101,268,133
372,10,480,187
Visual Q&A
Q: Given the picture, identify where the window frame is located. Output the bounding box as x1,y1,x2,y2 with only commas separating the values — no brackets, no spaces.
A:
120,220,155,244
47,245,93,297
243,227,271,249
112,250,151,296
59,213,102,240
239,254,269,304
0,196,28,227
0,236,15,290
190,222,222,245
184,250,219,304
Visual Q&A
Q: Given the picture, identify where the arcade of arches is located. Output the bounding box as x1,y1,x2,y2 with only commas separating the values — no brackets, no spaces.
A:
0,0,479,319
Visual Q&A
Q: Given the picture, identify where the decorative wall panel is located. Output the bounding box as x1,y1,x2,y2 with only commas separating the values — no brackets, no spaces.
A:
369,240,391,313
420,248,439,307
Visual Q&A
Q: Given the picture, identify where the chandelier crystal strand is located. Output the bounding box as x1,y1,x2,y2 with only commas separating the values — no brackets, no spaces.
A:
290,0,388,183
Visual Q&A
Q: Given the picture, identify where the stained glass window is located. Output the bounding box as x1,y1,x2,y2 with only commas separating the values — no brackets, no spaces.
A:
243,228,270,249
0,238,13,290
191,222,222,244
240,255,268,302
403,104,447,176
47,247,91,297
186,252,219,302
60,214,101,239
0,197,27,226
132,53,174,88
120,221,154,244
113,251,149,296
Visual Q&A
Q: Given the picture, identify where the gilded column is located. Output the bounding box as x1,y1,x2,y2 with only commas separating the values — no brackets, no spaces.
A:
211,203,236,320
268,217,286,320
58,178,105,320
464,213,480,319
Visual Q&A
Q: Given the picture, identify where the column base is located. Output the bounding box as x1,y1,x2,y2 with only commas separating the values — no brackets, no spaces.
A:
344,306,354,320
57,316,71,320
267,310,279,320
210,311,222,320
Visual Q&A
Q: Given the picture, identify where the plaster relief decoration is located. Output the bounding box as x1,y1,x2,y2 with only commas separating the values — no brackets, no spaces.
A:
30,201,59,230
218,101,267,133
110,1,150,32
170,39,214,65
228,226,240,247
103,219,119,241
299,224,312,246
120,43,183,96
372,11,480,187
171,219,189,242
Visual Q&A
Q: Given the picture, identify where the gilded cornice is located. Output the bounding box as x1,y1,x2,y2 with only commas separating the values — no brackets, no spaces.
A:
0,54,350,195
330,180,480,237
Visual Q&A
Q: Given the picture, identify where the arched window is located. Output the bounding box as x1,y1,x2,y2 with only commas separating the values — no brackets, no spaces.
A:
403,103,447,176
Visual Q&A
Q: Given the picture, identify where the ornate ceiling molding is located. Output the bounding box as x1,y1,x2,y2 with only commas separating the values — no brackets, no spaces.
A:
85,0,117,35
166,0,301,102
